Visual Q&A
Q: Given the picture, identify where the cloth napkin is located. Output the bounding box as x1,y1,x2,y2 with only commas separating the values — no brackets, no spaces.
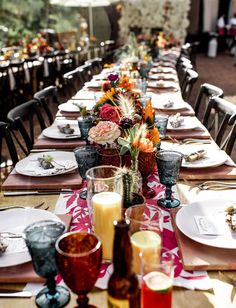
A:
24,65,30,84
43,59,49,78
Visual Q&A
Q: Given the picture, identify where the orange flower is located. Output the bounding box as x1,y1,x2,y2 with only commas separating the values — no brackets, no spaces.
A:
132,137,154,153
147,127,160,145
144,100,155,126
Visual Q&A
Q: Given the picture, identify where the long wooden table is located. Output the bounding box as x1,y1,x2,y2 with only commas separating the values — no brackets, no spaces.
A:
0,192,235,307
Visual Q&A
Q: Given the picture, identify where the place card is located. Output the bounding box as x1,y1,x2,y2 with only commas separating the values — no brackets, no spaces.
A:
194,214,229,235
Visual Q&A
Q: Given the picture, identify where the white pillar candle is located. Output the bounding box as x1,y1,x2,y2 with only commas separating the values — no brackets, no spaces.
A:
92,192,122,260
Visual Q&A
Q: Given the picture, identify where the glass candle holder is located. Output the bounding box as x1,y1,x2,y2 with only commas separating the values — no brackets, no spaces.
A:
86,165,123,261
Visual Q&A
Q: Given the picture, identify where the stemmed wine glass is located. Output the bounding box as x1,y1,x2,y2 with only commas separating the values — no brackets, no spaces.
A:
23,220,70,308
155,150,183,208
74,146,98,199
55,231,102,308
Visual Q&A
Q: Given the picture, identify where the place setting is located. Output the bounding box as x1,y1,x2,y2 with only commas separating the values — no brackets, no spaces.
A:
147,80,179,91
42,119,81,140
1,151,82,191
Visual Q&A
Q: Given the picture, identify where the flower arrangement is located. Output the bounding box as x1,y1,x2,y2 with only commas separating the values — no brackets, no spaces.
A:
88,121,121,146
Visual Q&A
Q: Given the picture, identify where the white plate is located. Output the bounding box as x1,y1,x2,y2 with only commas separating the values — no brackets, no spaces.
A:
148,74,176,81
157,101,190,110
0,208,62,267
176,198,236,249
167,116,200,130
43,123,81,139
148,81,178,90
84,81,102,88
150,67,175,74
182,149,227,168
15,151,77,177
58,100,95,112
72,91,103,100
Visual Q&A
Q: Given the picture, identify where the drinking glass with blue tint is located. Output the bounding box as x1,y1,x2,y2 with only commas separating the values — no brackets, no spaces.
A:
155,150,183,208
74,145,98,199
23,220,70,308
154,115,169,139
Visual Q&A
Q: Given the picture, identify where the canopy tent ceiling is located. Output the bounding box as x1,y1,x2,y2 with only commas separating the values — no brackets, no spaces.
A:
50,0,119,36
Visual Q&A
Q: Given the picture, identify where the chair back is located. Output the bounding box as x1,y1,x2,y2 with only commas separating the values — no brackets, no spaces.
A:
181,69,199,101
194,83,224,121
203,96,236,149
34,86,60,125
0,121,19,167
7,99,47,153
62,68,84,100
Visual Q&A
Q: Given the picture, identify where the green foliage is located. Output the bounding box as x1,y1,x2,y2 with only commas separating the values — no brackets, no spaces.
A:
0,0,80,45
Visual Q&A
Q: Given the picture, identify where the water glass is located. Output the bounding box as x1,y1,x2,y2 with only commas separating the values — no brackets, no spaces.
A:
74,145,98,179
78,116,93,142
125,204,163,274
23,220,70,308
86,165,123,261
154,115,169,139
156,150,183,208
141,248,174,308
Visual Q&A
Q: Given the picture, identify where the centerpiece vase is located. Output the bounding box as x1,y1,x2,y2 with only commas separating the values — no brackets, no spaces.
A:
138,150,156,199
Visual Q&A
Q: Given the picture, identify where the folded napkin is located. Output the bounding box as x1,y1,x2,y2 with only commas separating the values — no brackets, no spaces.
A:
8,68,16,90
43,60,49,78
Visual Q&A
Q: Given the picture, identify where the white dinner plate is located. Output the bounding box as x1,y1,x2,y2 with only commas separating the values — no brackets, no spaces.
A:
150,67,175,74
15,151,77,177
148,74,177,81
72,91,104,100
148,81,178,90
58,100,96,112
84,81,103,88
181,149,228,168
156,101,190,111
167,116,200,130
43,123,81,139
176,198,236,249
0,208,62,267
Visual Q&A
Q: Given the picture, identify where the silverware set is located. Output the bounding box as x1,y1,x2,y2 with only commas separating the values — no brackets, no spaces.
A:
168,136,212,145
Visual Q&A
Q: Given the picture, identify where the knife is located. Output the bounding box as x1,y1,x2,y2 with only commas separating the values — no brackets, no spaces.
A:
0,289,32,297
3,189,74,197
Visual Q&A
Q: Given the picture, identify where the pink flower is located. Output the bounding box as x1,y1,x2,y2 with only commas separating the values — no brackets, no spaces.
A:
100,103,119,123
88,121,121,145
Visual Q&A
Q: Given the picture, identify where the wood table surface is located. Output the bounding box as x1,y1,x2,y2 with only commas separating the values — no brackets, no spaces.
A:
0,193,235,308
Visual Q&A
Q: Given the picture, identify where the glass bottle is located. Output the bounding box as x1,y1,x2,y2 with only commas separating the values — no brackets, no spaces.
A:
107,219,140,308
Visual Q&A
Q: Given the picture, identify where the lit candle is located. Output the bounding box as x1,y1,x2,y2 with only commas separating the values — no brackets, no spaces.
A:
131,230,161,274
92,192,122,260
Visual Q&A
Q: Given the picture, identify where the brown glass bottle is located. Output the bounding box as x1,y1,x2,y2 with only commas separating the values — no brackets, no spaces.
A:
107,219,140,308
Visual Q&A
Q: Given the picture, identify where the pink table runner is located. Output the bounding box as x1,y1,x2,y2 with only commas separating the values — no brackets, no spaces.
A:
55,172,212,290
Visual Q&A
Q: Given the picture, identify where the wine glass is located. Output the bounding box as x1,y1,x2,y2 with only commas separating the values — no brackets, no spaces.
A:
55,231,102,308
155,150,183,208
74,145,98,199
22,220,70,308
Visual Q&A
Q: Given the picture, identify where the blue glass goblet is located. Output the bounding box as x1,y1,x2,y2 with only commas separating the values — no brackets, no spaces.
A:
78,116,94,144
23,220,70,308
155,150,183,208
74,145,99,199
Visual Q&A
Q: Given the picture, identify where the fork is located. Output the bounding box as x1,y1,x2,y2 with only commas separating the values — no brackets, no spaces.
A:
168,136,211,145
184,180,236,190
0,202,46,211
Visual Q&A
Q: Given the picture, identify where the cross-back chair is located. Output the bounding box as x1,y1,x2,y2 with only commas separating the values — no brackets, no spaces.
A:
7,99,47,154
62,68,84,100
202,96,236,149
181,69,199,101
34,86,60,125
0,121,19,167
193,83,224,122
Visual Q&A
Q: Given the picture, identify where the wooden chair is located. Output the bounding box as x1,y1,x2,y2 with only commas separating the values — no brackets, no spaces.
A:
177,59,193,89
221,114,236,157
202,96,236,148
7,99,47,154
181,69,199,101
0,121,19,167
62,68,84,101
78,63,93,82
193,83,224,122
34,86,61,125
85,58,103,74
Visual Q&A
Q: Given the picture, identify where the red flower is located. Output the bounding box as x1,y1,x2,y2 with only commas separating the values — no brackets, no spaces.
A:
100,103,119,123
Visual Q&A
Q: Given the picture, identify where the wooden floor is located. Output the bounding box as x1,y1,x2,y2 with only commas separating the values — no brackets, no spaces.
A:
1,51,236,185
